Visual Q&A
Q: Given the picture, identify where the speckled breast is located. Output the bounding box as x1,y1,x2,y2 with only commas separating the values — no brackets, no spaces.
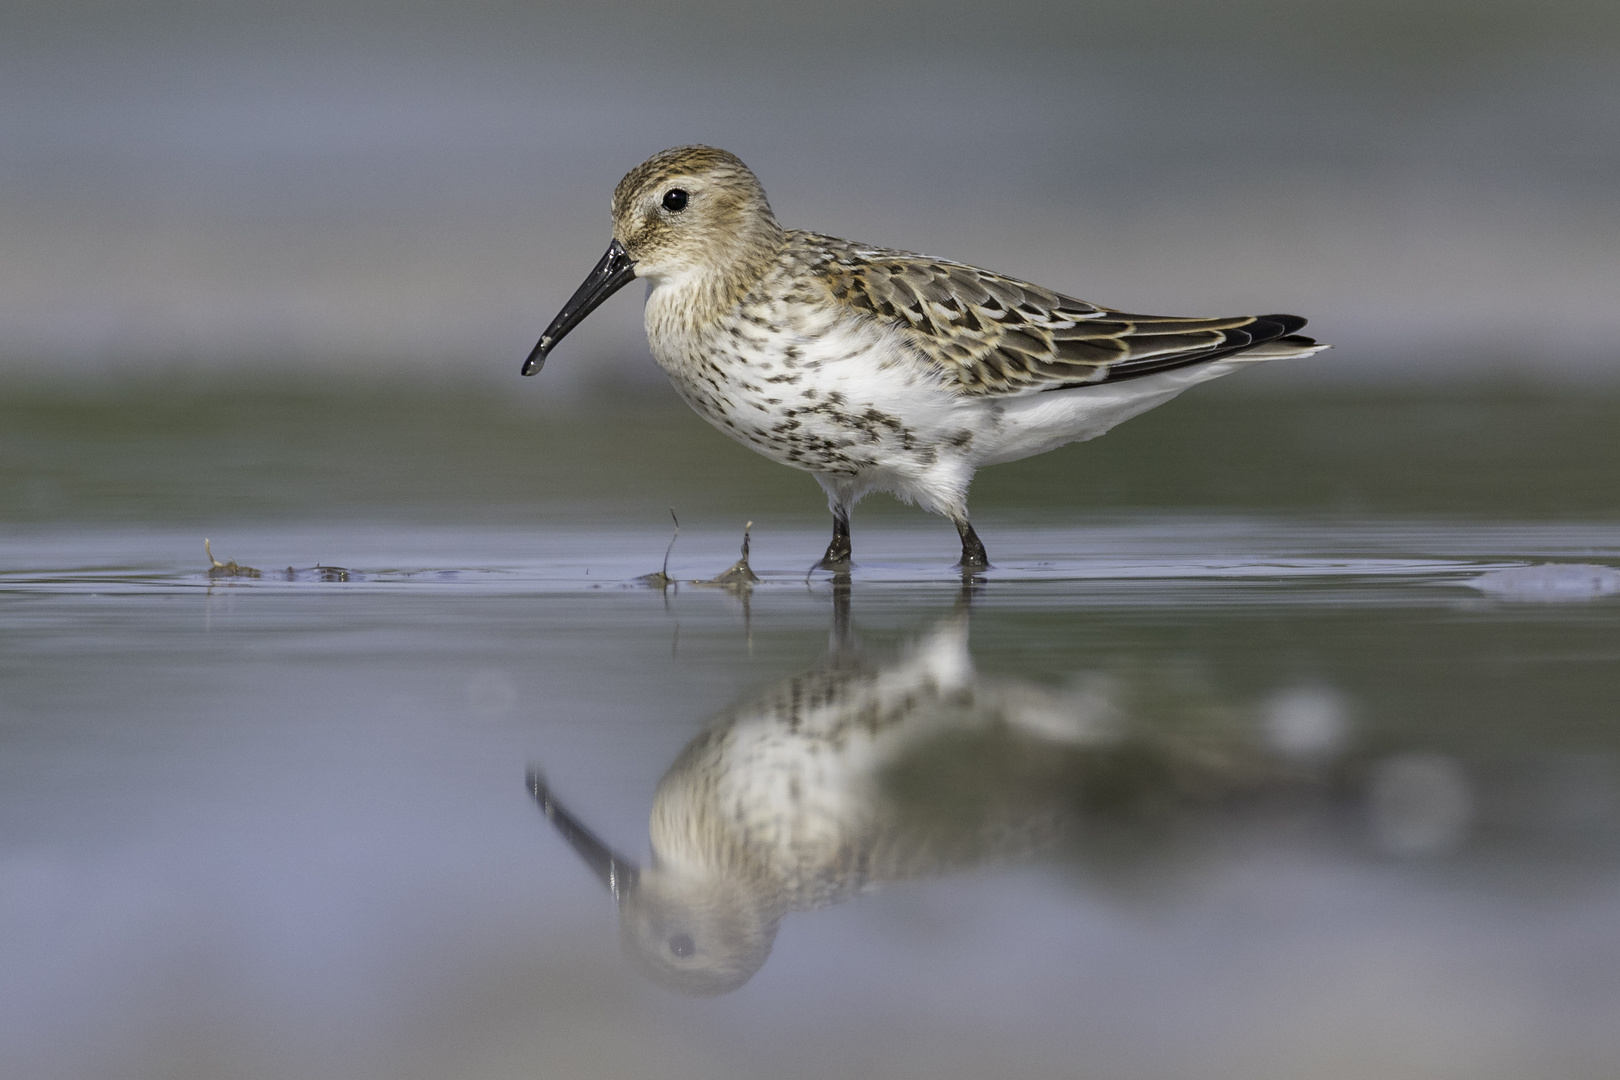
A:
660,324,949,480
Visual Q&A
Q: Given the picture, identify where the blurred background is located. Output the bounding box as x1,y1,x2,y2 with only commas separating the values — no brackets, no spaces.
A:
3,0,1617,393
6,5,1620,1080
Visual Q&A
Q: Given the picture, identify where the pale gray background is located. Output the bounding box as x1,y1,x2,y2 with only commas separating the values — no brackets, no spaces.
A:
3,0,1617,390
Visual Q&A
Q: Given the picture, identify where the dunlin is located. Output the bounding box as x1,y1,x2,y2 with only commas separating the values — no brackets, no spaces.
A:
528,616,1306,995
527,619,1101,994
524,145,1327,569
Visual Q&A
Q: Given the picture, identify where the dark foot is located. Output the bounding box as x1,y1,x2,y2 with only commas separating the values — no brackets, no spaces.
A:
953,519,989,571
815,510,852,571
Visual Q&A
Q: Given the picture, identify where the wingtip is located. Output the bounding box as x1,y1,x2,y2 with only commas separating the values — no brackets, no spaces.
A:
1257,313,1309,336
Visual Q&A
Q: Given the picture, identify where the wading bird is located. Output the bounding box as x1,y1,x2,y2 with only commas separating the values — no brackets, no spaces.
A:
523,146,1326,569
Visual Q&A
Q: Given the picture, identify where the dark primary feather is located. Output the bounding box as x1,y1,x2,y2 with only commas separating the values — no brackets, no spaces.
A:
798,232,1315,396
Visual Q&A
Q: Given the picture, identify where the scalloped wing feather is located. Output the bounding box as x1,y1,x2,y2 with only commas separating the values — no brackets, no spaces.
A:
798,233,1317,397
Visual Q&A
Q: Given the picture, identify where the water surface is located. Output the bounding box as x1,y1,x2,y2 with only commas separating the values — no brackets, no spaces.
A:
4,386,1619,1079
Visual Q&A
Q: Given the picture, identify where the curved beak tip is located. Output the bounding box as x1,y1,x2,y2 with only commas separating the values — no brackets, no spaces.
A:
520,336,554,376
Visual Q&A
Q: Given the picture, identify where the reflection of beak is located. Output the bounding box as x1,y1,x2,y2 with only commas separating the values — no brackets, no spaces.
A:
527,769,639,903
521,239,638,375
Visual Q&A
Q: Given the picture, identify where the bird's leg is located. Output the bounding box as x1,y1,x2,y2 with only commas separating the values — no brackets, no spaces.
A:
953,517,989,571
816,507,852,570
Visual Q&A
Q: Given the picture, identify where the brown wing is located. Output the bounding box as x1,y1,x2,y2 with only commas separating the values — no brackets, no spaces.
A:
800,233,1314,396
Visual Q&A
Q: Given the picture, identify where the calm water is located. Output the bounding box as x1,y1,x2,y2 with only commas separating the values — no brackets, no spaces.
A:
4,385,1620,1079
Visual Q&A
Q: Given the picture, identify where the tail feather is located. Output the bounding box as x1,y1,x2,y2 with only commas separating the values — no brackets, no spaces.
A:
1229,332,1330,362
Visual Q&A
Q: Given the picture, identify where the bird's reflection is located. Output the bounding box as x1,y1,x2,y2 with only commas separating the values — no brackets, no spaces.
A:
529,595,1337,995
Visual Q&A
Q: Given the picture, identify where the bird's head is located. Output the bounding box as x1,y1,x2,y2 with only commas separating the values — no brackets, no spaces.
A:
611,145,779,285
616,866,780,997
528,769,779,996
521,145,781,375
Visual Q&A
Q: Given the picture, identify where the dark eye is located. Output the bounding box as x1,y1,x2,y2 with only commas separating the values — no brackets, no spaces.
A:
668,932,695,958
662,189,689,213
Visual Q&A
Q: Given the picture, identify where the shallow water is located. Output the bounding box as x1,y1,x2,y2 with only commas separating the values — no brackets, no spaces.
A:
4,387,1620,1079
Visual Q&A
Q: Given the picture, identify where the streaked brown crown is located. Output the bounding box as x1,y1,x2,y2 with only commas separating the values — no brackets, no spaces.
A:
610,146,783,286
612,146,764,220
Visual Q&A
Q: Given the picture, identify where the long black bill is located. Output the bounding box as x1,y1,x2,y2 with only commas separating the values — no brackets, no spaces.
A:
527,769,640,903
521,239,637,376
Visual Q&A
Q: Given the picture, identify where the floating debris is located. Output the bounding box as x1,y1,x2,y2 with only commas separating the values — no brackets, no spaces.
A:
202,540,365,582
636,509,681,589
1467,563,1620,601
695,521,760,589
284,564,356,583
204,538,260,578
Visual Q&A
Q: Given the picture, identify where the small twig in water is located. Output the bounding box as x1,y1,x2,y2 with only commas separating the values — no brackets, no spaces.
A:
665,508,679,579
637,508,681,588
204,538,260,579
698,520,760,587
